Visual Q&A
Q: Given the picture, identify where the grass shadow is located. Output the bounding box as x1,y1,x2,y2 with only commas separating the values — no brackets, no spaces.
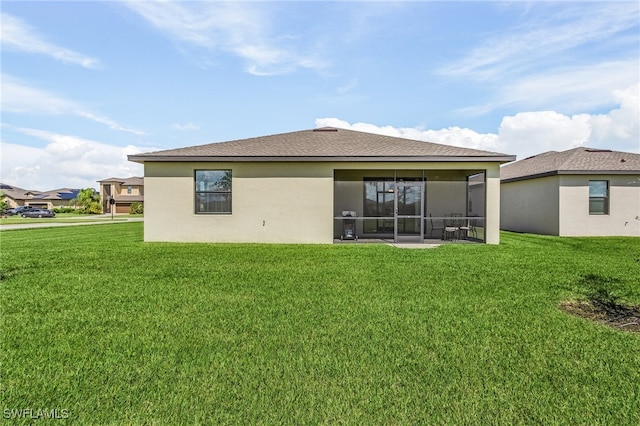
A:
561,274,640,333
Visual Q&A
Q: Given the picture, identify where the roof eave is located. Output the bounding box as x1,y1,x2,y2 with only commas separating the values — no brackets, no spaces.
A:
501,169,640,183
128,155,517,164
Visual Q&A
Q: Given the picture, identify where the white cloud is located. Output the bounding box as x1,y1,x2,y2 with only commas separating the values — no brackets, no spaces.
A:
439,2,639,81
122,1,326,76
315,118,503,153
440,2,639,115
317,84,640,160
459,59,639,115
170,122,200,131
76,111,147,135
497,112,592,158
1,75,146,135
498,83,639,158
0,12,99,68
1,74,75,114
337,79,359,96
587,83,640,151
0,129,150,190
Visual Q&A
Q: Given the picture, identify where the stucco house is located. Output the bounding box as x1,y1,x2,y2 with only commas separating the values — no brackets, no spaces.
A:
97,177,144,214
128,127,515,244
0,183,80,210
500,147,640,237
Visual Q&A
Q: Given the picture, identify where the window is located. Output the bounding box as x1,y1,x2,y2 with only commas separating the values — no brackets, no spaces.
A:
195,170,232,214
589,180,609,215
127,186,132,194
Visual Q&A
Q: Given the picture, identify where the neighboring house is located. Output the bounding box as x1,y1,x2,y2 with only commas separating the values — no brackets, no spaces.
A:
97,177,144,214
500,147,640,237
128,127,515,244
0,183,80,210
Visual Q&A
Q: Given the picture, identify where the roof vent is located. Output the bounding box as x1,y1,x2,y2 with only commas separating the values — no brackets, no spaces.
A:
621,158,626,163
313,127,338,132
585,148,612,152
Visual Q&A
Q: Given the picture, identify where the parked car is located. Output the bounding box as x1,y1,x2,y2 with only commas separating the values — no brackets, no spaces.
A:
21,209,56,218
5,205,35,216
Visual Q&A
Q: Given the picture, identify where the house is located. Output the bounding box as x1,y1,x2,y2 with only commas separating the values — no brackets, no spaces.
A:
97,177,144,214
500,147,640,237
0,183,80,210
128,127,516,244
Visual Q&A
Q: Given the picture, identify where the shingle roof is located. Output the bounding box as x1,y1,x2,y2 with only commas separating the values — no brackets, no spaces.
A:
501,147,640,182
0,184,81,201
113,195,144,202
0,183,34,201
128,127,515,163
40,188,81,200
98,176,144,185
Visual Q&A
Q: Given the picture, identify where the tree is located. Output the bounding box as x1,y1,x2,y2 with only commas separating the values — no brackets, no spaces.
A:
73,188,101,214
0,191,8,213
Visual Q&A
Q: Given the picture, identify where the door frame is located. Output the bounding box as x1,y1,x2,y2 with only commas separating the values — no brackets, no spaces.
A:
394,181,425,243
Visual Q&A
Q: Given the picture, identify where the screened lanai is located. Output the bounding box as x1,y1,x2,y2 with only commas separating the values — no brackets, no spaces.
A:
334,169,486,243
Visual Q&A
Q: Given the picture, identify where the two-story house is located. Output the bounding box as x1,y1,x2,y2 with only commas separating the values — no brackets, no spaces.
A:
97,177,144,214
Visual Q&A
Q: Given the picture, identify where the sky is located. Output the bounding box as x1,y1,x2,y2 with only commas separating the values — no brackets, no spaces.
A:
1,0,638,191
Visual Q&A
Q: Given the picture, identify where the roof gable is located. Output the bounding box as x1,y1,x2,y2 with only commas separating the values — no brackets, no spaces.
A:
0,184,81,201
40,188,81,200
129,128,515,163
98,176,144,185
0,183,36,201
501,147,640,182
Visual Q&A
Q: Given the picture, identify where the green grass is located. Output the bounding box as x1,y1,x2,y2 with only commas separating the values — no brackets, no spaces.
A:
1,223,639,424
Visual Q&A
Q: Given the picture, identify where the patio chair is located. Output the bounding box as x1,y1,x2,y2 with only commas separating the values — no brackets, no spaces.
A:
443,214,460,241
428,213,444,239
457,215,471,239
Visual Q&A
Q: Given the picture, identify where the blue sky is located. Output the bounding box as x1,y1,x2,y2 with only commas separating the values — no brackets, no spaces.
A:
1,1,638,190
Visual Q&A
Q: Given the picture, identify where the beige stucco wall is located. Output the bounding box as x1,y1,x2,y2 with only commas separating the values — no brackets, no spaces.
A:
501,176,560,235
118,185,142,196
501,174,640,237
559,174,640,237
484,166,501,244
144,162,334,243
144,161,503,244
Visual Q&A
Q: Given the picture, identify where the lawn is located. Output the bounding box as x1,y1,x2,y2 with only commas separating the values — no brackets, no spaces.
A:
1,223,639,424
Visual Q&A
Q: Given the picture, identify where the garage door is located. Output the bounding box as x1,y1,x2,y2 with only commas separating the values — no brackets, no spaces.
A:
116,203,131,214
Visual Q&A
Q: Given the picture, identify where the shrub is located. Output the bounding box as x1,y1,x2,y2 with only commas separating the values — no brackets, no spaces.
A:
87,202,102,214
72,188,101,214
53,207,77,214
129,202,144,214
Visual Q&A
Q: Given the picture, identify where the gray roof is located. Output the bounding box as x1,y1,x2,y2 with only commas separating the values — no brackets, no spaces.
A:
0,183,80,201
0,183,32,201
128,127,515,163
98,176,144,185
501,147,640,182
113,195,144,202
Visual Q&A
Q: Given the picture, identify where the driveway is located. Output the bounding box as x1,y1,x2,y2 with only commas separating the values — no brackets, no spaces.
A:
0,216,143,231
